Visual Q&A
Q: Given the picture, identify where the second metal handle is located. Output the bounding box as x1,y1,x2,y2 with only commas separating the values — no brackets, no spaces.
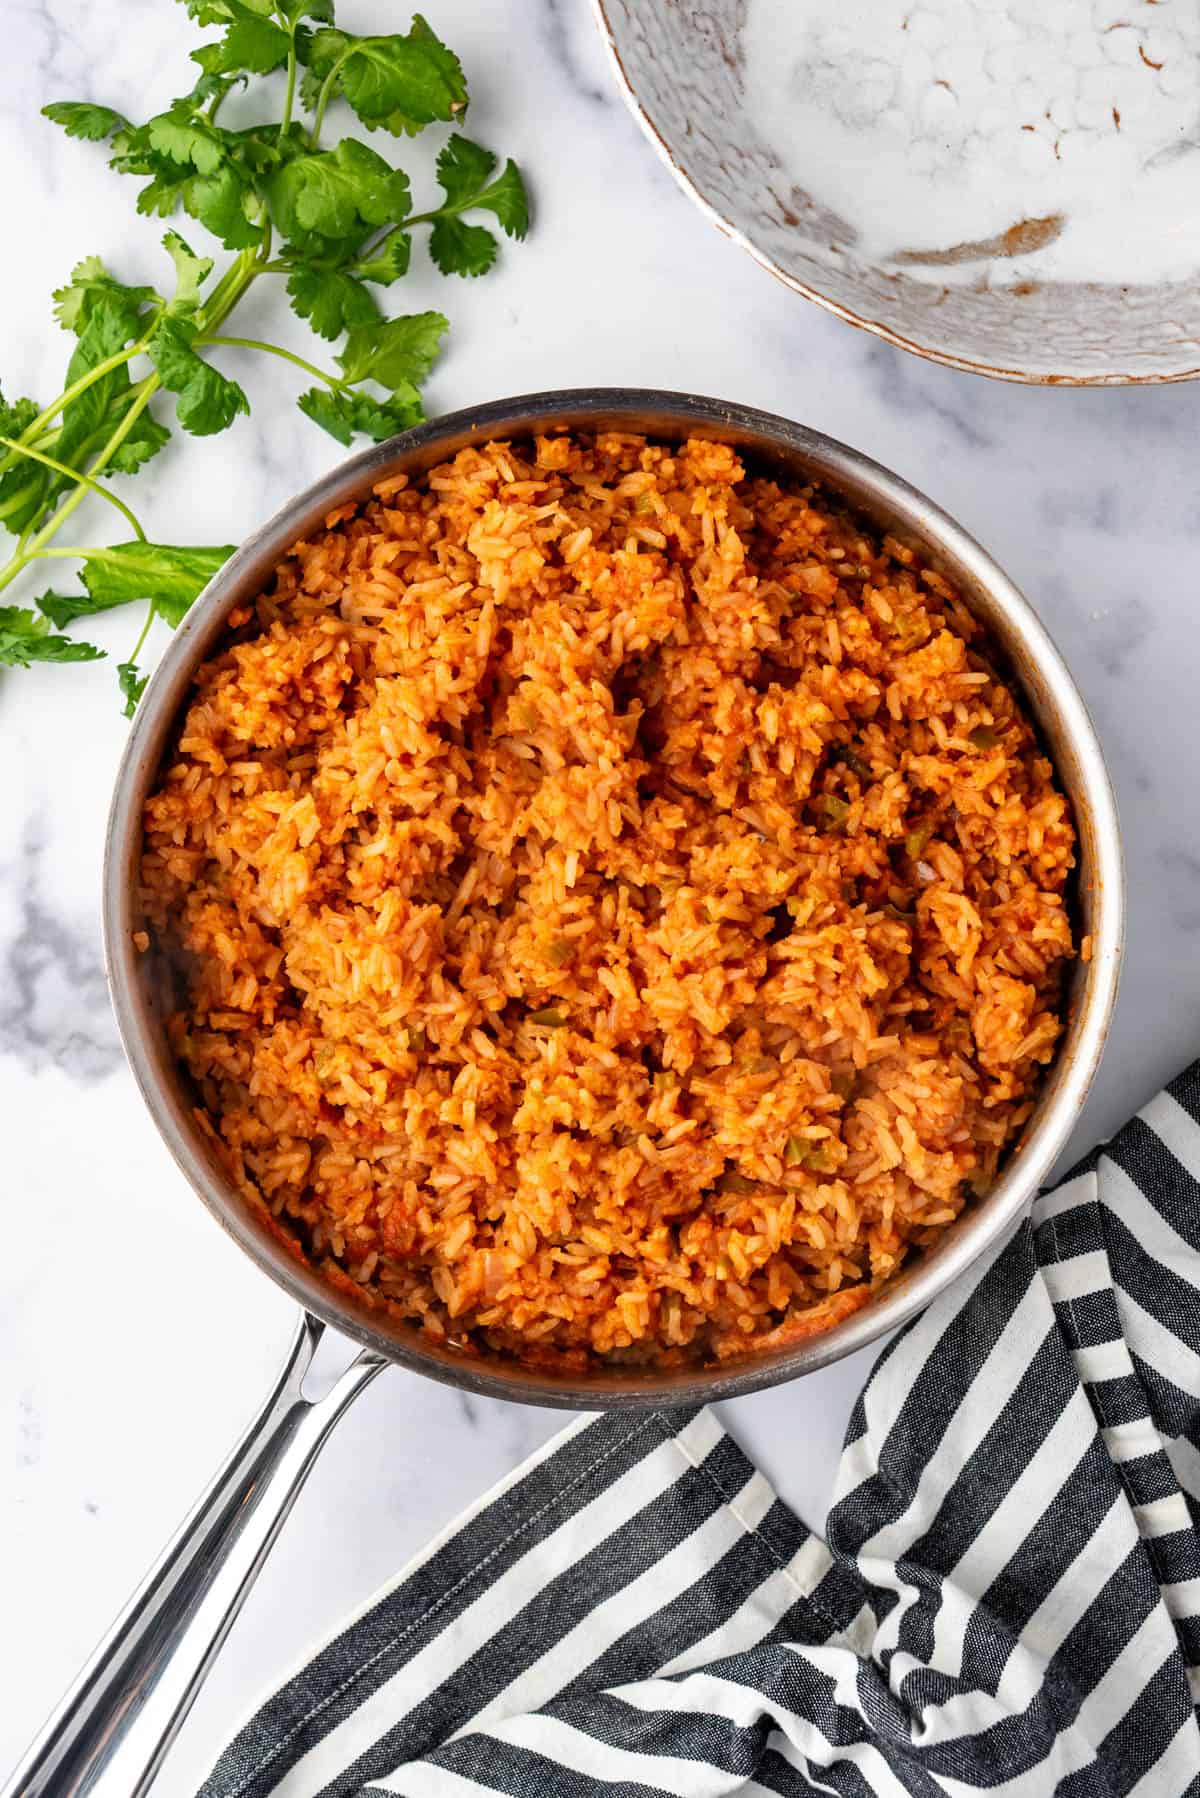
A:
3,1312,384,1798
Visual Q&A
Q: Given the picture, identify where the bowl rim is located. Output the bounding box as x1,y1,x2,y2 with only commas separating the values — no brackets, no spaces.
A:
590,0,1200,389
103,387,1124,1409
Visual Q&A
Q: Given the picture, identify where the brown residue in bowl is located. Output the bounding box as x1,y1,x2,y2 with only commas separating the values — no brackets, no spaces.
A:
894,215,1066,269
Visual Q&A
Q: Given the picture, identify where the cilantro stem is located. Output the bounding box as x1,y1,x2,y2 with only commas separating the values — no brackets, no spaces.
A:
196,248,259,335
0,380,162,598
348,225,403,274
359,164,517,262
0,436,146,540
127,601,155,666
403,194,493,229
279,35,298,136
0,245,265,591
22,546,106,559
346,205,457,277
0,330,155,479
2,241,271,486
0,556,36,598
0,475,46,527
308,48,354,148
202,335,341,388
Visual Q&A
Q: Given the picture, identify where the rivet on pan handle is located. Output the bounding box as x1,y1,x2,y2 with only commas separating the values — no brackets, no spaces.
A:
1,1313,384,1798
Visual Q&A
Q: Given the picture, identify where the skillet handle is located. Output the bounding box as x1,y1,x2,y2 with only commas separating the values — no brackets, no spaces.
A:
3,1312,385,1798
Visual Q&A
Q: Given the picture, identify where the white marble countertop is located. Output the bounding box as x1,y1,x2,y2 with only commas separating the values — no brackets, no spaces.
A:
3,1,1199,1789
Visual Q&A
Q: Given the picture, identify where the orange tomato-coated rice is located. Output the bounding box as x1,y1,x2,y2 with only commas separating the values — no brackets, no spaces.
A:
139,433,1076,1369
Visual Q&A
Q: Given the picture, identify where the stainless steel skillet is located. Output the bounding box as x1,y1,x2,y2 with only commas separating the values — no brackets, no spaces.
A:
5,390,1123,1796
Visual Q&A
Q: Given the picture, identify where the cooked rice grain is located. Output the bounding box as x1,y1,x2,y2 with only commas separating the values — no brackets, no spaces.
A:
139,433,1075,1369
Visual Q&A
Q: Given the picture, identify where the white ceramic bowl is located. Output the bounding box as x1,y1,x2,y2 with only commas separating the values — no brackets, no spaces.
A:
593,0,1200,385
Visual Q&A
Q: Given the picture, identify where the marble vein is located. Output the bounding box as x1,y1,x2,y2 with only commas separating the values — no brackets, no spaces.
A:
0,820,120,1081
540,0,613,107
863,340,995,450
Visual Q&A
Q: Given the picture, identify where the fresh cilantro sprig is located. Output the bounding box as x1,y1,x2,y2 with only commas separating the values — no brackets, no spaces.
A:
1,3,529,706
0,607,106,667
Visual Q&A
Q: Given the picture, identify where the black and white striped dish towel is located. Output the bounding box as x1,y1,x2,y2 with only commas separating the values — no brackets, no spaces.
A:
201,1063,1200,1798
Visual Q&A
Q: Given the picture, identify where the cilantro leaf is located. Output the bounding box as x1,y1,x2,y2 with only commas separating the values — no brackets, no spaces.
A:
434,137,529,235
0,391,40,439
335,310,447,389
433,137,494,208
112,113,263,249
37,541,231,691
191,2,292,77
466,156,528,240
0,607,103,667
301,17,468,136
56,293,149,469
80,536,234,715
421,140,528,277
278,0,333,21
267,138,410,246
9,278,168,529
148,317,250,435
297,384,424,446
163,230,213,313
0,393,52,534
428,217,497,279
0,462,51,538
35,590,117,630
352,232,411,285
175,0,275,21
231,119,310,176
285,267,380,340
297,28,340,110
64,291,144,382
134,172,187,221
51,257,157,336
42,101,127,142
44,542,235,623
185,69,250,111
118,659,149,718
183,162,263,249
87,541,234,623
142,110,228,176
107,411,172,476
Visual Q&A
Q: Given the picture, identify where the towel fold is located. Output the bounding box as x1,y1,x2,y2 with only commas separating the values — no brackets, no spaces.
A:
201,1063,1200,1798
